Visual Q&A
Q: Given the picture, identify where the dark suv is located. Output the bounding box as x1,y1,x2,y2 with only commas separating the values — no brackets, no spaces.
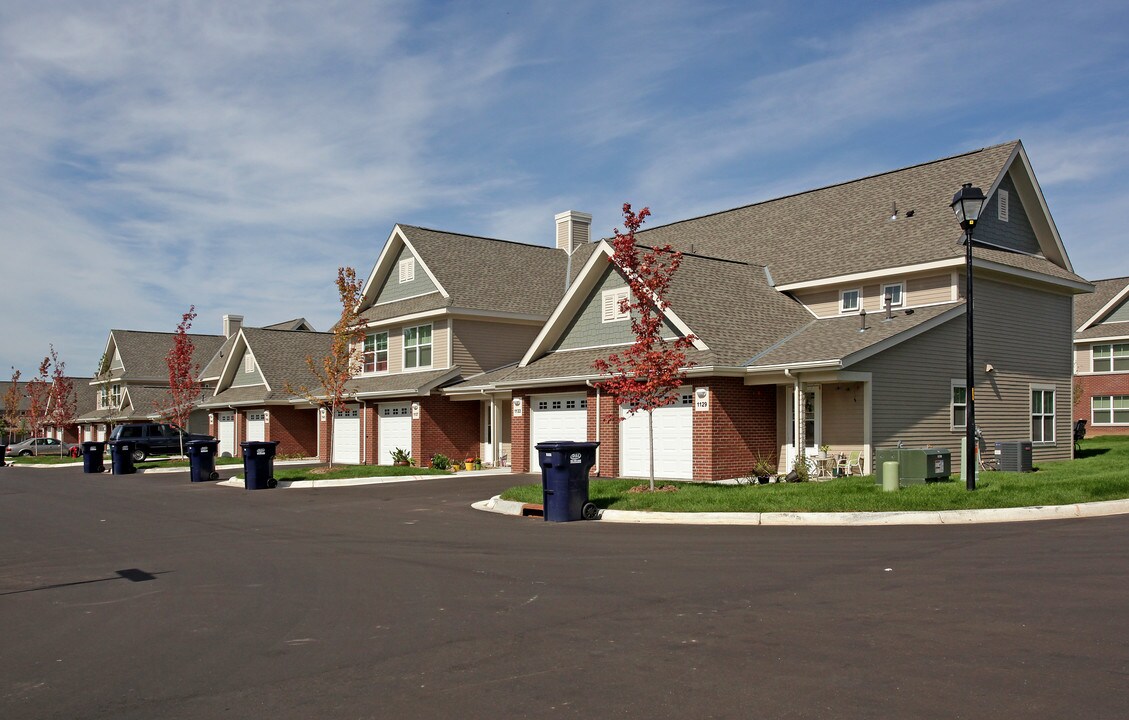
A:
109,423,214,462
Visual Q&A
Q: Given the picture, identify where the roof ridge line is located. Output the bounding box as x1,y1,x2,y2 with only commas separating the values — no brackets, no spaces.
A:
637,141,1019,236
400,224,561,251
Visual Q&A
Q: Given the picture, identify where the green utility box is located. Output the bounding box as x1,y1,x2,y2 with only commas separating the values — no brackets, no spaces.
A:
874,448,952,486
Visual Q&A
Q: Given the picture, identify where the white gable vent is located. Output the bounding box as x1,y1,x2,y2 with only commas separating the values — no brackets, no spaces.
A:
399,257,415,284
997,189,1009,223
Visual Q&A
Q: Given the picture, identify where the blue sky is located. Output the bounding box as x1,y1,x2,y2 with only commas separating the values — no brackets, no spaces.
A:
2,0,1128,376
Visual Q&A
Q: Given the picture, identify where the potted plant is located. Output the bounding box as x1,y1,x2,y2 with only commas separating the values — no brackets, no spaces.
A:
391,447,411,466
430,453,451,470
751,450,776,484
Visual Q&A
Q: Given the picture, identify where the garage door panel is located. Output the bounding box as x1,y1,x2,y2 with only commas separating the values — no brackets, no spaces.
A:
246,410,266,443
529,394,588,465
333,405,361,464
620,391,693,480
378,403,412,465
218,413,235,457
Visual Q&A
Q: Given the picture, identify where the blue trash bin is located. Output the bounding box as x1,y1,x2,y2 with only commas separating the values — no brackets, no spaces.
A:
186,439,220,483
535,441,600,522
241,441,280,490
82,441,106,473
110,440,136,475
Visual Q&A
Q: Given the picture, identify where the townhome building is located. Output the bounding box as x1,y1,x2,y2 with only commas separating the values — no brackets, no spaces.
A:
315,224,575,466
444,141,1091,481
1073,276,1129,435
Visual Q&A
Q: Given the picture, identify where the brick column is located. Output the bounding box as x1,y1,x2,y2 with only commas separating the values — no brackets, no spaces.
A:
511,394,530,472
318,407,330,462
590,387,621,478
362,403,379,465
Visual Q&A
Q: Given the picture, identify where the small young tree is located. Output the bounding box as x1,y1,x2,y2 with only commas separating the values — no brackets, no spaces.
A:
285,267,365,469
46,346,75,456
593,203,696,491
157,306,202,457
3,368,21,444
25,355,52,455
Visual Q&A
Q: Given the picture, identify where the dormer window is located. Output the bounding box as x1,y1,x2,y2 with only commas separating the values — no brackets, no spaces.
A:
882,282,904,308
399,258,415,284
110,384,121,407
839,288,861,314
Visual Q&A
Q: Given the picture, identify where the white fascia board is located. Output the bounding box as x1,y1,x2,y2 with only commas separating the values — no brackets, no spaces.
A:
1010,142,1073,273
1074,332,1129,345
974,259,1093,293
839,304,967,368
214,331,250,396
745,360,843,374
520,241,617,366
775,259,963,291
1078,283,1129,332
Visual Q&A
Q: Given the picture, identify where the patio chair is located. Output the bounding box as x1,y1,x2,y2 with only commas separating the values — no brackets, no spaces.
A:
974,425,998,471
1073,419,1087,452
836,450,863,476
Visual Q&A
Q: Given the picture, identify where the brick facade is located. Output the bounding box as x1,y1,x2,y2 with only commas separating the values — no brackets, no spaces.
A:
416,395,479,467
511,393,531,472
265,405,318,457
1074,373,1129,436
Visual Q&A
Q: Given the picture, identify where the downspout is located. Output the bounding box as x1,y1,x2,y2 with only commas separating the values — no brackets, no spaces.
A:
361,400,367,464
586,380,600,475
479,389,493,464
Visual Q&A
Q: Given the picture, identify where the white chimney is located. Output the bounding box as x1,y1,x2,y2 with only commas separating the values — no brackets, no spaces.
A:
555,210,592,255
223,314,244,338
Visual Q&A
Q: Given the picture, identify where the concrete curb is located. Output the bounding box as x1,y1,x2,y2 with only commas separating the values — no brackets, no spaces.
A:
6,461,84,468
472,495,1129,526
217,474,448,489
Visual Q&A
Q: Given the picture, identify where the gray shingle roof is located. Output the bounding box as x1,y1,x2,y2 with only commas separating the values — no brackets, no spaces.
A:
111,330,225,380
635,141,1086,287
346,367,461,398
499,347,714,387
360,293,451,323
1074,277,1129,340
746,304,962,369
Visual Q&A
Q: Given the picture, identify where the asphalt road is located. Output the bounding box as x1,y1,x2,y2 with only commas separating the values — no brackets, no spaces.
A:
2,465,1128,719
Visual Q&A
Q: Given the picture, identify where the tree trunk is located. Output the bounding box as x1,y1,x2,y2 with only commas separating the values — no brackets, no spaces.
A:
648,409,655,492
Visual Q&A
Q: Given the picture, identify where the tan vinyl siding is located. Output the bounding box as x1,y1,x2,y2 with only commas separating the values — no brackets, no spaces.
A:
795,273,956,317
1074,345,1089,373
452,320,541,376
431,319,449,370
820,382,864,447
852,275,1074,469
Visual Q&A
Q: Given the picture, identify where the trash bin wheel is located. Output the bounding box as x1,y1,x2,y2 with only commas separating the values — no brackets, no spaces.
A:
267,478,278,489
209,471,219,481
582,502,599,520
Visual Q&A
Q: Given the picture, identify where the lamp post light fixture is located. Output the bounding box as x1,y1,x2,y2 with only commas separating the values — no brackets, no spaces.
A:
951,182,987,490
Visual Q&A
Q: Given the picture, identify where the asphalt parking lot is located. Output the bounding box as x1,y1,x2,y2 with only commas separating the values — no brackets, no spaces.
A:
3,465,1128,719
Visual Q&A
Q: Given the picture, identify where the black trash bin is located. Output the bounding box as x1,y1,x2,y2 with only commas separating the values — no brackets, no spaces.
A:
186,439,220,483
109,440,136,475
535,441,600,522
82,441,106,473
241,441,280,490
0,444,7,467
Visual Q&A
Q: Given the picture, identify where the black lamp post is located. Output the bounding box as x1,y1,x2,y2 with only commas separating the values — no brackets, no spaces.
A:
951,182,987,490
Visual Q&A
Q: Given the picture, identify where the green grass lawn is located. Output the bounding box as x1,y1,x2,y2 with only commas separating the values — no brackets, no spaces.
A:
273,464,451,481
500,437,1129,513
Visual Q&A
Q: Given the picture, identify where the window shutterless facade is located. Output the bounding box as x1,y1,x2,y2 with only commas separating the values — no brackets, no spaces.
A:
111,384,121,406
1031,386,1055,444
363,332,388,373
403,324,432,369
882,282,904,307
951,381,967,430
1092,343,1129,372
1092,396,1129,425
839,288,861,313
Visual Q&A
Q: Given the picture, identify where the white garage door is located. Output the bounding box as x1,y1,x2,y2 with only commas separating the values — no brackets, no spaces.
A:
96,425,107,442
620,389,694,480
378,403,412,465
217,413,235,457
246,410,266,443
333,405,361,464
84,425,93,442
529,394,588,467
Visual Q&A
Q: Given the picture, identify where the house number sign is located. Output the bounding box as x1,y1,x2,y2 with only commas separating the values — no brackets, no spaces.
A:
513,398,523,417
411,402,420,419
694,387,709,412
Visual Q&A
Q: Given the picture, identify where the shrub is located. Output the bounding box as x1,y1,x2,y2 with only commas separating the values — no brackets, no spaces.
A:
430,453,451,470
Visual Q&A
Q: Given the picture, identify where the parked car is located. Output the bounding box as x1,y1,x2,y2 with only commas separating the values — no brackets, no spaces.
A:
6,437,81,457
108,423,214,462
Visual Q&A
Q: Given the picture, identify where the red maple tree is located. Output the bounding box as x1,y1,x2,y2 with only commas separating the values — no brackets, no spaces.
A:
286,267,365,468
158,306,202,457
3,368,22,444
25,355,52,454
46,347,75,455
593,203,696,491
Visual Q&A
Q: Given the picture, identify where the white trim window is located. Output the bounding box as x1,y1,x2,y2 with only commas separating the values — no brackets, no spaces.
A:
602,287,630,323
98,387,109,410
398,258,415,284
951,380,967,430
403,324,432,369
1031,386,1056,444
245,353,255,373
110,384,122,407
839,288,861,314
882,282,904,308
1092,343,1129,373
363,332,389,373
1092,396,1129,425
